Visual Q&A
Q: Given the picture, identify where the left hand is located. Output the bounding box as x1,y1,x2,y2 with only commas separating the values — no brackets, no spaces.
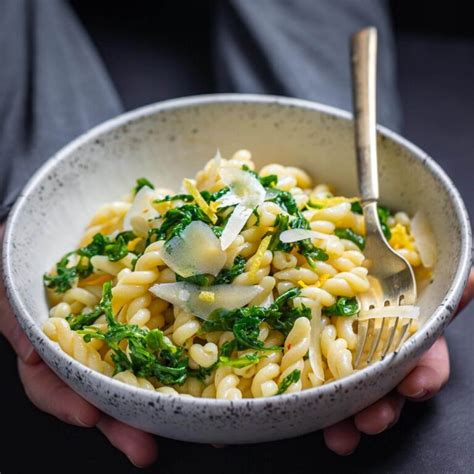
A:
323,269,474,455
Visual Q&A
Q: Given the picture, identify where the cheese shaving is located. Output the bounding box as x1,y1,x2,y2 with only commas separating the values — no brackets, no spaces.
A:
411,211,437,268
358,305,420,321
279,228,330,243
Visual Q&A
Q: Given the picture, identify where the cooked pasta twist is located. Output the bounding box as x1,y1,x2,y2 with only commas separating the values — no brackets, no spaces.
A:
112,241,163,312
214,367,242,400
43,318,113,375
278,317,311,393
113,370,155,390
321,324,353,380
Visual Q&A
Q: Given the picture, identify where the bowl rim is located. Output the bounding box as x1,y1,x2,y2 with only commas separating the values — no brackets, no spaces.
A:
3,93,472,408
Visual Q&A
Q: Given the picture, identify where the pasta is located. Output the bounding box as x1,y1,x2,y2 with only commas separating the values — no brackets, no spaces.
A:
43,150,434,398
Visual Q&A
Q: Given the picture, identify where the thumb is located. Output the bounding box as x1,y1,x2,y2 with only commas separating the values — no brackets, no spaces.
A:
0,223,40,364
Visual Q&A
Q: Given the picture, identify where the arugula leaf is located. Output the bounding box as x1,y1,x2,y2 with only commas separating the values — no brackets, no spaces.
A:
133,178,155,194
219,352,260,368
154,194,194,204
79,282,188,384
259,174,278,187
186,365,215,381
43,252,78,293
377,205,392,241
298,240,329,267
154,204,211,242
175,273,213,286
214,256,246,285
201,288,310,349
323,296,359,317
271,190,300,216
351,201,363,214
269,214,292,252
335,228,365,250
277,369,301,395
265,287,312,336
67,305,103,331
44,232,137,293
233,317,267,350
174,255,246,287
351,201,392,240
241,165,278,188
103,231,137,261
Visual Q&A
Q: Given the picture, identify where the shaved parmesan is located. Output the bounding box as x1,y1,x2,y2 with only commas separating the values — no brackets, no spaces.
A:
149,282,263,319
123,186,159,235
358,305,420,321
218,166,266,250
220,204,254,251
160,221,226,277
411,211,437,268
279,228,330,243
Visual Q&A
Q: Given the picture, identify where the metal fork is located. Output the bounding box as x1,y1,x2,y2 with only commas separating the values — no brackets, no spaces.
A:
350,27,417,368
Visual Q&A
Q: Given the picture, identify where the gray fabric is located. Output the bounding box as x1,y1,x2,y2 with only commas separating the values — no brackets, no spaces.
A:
0,0,400,221
0,0,122,220
215,0,401,130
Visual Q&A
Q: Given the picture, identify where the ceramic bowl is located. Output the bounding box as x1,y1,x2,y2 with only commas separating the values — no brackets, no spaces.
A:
3,95,471,444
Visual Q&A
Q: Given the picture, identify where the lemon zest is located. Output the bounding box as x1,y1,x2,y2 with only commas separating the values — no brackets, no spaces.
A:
389,223,415,251
183,178,217,224
198,291,215,303
315,273,331,288
248,235,272,282
127,237,142,251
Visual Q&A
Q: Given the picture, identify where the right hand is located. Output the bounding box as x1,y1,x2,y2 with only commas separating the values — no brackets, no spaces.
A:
0,223,158,468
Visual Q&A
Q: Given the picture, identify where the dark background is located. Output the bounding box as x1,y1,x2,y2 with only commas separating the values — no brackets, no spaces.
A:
1,2,473,473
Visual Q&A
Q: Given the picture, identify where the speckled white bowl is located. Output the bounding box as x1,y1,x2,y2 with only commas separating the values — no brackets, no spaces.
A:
3,95,471,444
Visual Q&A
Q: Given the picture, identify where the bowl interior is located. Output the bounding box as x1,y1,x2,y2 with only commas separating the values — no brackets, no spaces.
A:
6,97,467,341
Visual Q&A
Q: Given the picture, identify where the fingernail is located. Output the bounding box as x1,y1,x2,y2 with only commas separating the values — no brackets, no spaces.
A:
373,424,389,434
74,415,93,427
341,448,356,456
127,456,145,468
23,345,39,365
409,389,427,399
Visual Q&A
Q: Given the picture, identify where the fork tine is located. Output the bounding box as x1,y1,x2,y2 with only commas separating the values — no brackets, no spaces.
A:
393,319,411,353
381,317,399,359
355,319,369,368
366,317,386,364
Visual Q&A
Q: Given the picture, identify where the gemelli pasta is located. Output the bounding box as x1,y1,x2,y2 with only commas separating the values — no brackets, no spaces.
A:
43,150,434,399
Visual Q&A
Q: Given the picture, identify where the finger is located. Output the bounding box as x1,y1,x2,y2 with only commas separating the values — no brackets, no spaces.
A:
454,268,474,317
0,288,41,365
354,392,405,435
397,336,450,401
18,357,101,427
97,416,158,468
323,418,361,455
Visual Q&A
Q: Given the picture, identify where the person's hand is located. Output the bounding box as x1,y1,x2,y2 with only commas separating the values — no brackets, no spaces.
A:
0,223,157,467
323,269,474,455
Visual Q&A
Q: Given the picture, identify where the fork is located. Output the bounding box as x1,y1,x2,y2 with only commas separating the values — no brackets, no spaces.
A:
350,27,417,368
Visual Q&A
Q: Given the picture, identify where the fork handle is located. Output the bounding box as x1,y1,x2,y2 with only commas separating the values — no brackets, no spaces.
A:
351,27,378,203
